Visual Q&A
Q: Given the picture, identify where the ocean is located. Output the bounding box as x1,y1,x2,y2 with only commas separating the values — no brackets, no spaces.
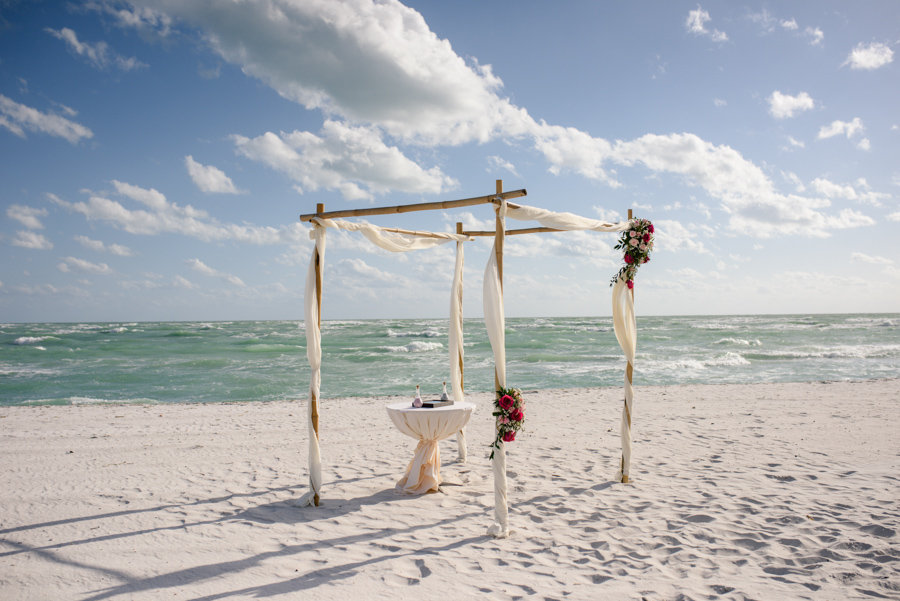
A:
1,314,897,406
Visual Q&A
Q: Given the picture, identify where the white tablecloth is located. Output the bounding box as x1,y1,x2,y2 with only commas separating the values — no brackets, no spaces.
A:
386,401,475,494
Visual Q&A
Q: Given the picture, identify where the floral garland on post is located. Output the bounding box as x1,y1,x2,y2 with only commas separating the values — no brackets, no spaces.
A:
610,218,655,289
489,387,525,459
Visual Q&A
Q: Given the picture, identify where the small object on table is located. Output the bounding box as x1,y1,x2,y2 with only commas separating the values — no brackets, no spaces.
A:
386,400,475,494
412,384,423,408
440,381,450,401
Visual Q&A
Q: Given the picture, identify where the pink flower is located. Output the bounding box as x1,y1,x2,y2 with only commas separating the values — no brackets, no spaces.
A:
502,431,516,442
624,254,634,264
499,394,514,410
640,243,647,251
499,416,509,424
629,238,639,247
630,230,637,238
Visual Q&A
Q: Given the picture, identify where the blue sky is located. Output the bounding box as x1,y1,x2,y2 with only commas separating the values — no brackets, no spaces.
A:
1,0,898,322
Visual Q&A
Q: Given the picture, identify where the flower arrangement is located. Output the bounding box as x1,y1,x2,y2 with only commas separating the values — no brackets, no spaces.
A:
610,218,655,289
490,387,525,459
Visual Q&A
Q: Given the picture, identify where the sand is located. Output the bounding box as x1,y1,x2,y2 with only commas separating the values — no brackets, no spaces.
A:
1,380,898,600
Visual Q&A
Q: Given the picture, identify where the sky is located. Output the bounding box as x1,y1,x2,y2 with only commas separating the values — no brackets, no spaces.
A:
1,0,898,322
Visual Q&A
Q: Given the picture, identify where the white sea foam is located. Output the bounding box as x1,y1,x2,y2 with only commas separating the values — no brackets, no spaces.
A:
715,337,762,346
383,341,444,353
14,336,53,345
387,329,442,338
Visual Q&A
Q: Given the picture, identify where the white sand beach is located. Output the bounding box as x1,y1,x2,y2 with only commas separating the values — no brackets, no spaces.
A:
1,380,898,600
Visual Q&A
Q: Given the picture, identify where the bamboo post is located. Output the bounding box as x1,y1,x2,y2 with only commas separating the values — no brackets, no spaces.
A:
621,207,634,484
312,202,324,505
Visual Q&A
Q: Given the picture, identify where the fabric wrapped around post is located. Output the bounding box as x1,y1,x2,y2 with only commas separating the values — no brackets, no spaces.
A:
484,201,510,538
297,224,326,507
611,274,637,482
449,241,467,462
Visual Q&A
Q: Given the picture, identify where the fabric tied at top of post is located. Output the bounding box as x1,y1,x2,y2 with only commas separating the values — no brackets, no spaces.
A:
612,274,637,482
297,223,326,507
505,203,629,233
484,200,510,538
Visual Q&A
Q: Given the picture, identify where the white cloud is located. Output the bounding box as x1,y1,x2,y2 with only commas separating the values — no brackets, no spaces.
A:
74,235,134,256
685,5,728,42
11,230,53,250
713,98,727,107
184,155,240,194
804,27,824,46
119,0,866,241
786,136,805,150
173,275,195,289
887,211,900,222
843,42,894,70
57,256,113,274
558,131,874,237
654,220,710,254
0,94,93,144
52,183,306,245
7,204,48,229
851,252,893,266
186,258,245,287
857,138,871,151
233,121,458,200
818,117,864,140
83,1,174,36
781,18,798,31
811,177,889,206
768,91,815,119
45,27,145,71
131,0,526,147
486,155,519,177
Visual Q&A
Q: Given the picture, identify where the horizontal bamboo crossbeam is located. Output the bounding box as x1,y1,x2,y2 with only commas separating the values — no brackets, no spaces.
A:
460,226,563,237
299,189,527,222
380,226,469,240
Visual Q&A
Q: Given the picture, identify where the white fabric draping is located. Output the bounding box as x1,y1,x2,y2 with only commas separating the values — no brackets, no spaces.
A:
300,218,472,505
311,217,469,250
484,201,510,538
449,241,467,462
297,224,326,507
611,275,637,482
505,202,629,233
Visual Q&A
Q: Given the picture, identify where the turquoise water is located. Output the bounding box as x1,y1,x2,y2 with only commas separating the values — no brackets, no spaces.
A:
1,314,898,406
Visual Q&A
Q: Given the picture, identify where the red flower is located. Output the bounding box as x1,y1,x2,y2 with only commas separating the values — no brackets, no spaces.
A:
502,431,516,442
623,254,634,264
499,395,514,410
643,233,651,242
648,224,655,233
627,280,634,289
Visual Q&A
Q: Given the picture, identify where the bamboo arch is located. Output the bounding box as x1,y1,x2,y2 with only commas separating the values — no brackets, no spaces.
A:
298,180,643,536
